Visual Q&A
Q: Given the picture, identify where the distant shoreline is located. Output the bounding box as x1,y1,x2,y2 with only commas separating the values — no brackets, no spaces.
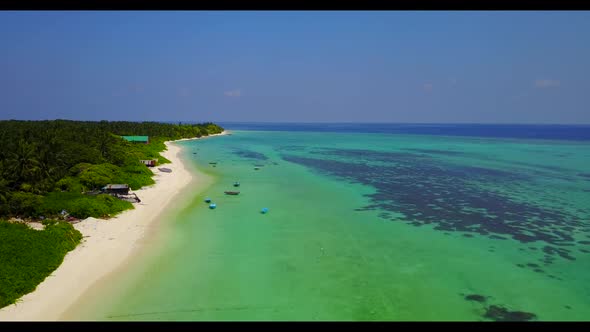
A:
0,131,227,321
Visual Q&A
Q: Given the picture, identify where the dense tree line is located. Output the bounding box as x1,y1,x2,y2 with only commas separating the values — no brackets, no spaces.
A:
0,120,224,218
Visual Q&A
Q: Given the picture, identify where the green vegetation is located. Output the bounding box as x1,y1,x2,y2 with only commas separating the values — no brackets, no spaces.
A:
0,120,224,219
0,220,82,307
0,120,223,309
39,192,134,219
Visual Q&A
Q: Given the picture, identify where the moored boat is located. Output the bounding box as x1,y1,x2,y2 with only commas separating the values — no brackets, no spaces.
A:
233,182,240,187
209,203,217,209
224,191,240,195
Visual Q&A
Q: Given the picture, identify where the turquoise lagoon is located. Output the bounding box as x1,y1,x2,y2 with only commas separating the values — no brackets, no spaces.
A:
71,126,590,321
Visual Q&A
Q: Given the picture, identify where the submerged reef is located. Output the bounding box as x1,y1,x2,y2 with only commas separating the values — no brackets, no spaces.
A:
483,305,537,321
233,148,268,161
464,294,487,302
283,147,589,269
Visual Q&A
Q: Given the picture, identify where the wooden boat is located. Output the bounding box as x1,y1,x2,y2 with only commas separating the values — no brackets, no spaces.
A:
224,191,240,195
158,167,172,173
254,167,260,170
209,162,218,165
204,197,211,203
233,182,240,187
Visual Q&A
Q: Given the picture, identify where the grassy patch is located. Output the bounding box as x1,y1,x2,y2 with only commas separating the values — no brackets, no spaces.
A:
40,192,134,219
115,164,155,190
0,220,82,308
125,137,172,165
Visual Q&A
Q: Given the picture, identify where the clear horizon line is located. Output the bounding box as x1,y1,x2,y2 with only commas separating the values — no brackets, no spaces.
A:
212,121,590,126
2,118,590,126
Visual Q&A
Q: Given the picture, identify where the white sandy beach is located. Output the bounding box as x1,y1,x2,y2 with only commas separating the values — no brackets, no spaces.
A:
0,132,226,321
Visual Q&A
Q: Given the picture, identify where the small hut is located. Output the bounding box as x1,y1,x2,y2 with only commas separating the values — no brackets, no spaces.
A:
140,159,157,167
101,184,130,195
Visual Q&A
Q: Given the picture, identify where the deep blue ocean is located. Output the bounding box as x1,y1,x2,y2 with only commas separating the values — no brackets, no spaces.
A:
216,123,590,141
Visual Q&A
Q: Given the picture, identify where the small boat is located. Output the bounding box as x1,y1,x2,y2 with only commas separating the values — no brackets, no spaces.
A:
233,182,240,187
158,167,172,173
254,167,260,170
261,207,269,214
224,191,240,195
193,152,197,154
209,203,217,209
209,162,218,165
204,197,211,203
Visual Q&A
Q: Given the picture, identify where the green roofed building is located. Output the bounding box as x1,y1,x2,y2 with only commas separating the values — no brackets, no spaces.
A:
121,136,149,144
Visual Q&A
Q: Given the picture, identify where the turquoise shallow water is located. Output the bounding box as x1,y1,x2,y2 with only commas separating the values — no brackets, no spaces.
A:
72,130,590,321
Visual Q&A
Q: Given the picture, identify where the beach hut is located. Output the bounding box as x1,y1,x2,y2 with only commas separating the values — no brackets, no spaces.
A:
101,184,130,195
121,136,149,144
140,159,157,167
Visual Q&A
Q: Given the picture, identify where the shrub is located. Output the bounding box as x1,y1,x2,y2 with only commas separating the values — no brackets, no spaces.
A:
0,220,82,308
39,192,133,219
115,164,155,190
77,163,120,190
8,192,43,217
54,176,84,193
69,163,93,176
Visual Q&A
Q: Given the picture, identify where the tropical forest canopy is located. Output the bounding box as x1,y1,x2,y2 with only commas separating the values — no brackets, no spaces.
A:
0,120,224,219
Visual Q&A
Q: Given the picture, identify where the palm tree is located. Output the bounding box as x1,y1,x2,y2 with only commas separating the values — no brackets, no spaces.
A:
38,131,66,183
7,139,41,187
0,164,8,203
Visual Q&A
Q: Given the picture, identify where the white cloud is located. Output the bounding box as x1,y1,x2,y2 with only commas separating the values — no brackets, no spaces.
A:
534,79,560,88
224,89,242,97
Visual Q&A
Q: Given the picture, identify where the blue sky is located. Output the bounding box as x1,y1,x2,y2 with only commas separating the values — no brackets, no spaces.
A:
0,11,589,123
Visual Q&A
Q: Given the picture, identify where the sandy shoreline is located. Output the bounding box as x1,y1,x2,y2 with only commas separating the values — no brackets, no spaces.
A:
0,131,227,321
